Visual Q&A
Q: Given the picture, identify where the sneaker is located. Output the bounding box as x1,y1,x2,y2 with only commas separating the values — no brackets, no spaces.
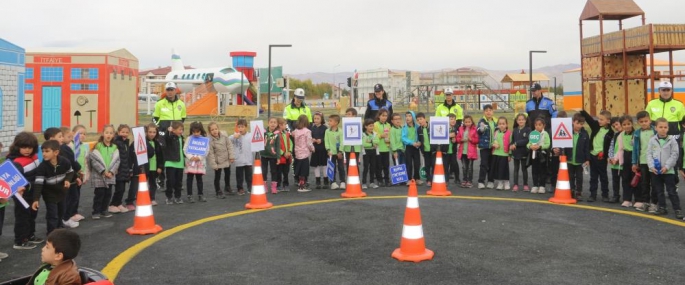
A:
486,182,494,189
108,205,120,213
621,201,633,208
601,197,611,203
576,193,584,202
633,202,644,209
198,195,207,202
466,182,474,188
512,185,519,192
165,198,174,205
531,187,539,194
27,236,44,244
654,207,668,216
538,187,546,194
675,210,684,219
330,182,339,190
478,183,486,189
370,183,379,189
92,213,101,220
362,184,368,189
416,180,424,185
298,188,311,193
227,190,237,196
126,204,136,211
62,219,79,229
238,189,246,196
587,196,596,202
187,196,195,203
217,193,226,199
0,251,8,259
13,242,36,250
496,182,503,190
635,202,647,212
72,214,85,222
609,196,621,203
101,211,113,218
118,205,129,213
648,203,658,213
340,182,346,189
174,198,184,204
523,185,530,192
151,200,158,206
504,181,511,190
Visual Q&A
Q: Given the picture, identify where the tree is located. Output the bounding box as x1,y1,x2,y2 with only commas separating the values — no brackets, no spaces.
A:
288,78,333,99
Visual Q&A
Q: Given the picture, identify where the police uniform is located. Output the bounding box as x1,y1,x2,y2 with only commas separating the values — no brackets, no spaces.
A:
435,100,464,126
525,87,557,131
364,83,394,120
646,97,685,136
153,96,187,132
283,101,312,131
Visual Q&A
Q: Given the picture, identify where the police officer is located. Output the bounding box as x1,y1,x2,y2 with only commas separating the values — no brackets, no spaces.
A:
525,83,557,132
283,88,312,131
153,82,187,133
364,83,394,120
646,81,685,136
435,88,464,127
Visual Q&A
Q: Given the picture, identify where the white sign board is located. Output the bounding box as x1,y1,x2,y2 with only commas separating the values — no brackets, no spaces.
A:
250,120,265,152
429,116,450,145
132,127,148,165
342,117,363,146
552,118,573,148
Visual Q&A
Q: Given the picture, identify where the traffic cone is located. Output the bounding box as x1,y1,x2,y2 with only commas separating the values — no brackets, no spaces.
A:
427,151,451,196
549,155,577,204
127,173,162,235
245,159,273,209
392,180,434,262
341,152,367,198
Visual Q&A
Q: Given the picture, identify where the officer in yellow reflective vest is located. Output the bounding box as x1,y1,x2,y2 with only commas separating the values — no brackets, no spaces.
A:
434,88,464,127
646,81,685,136
283,88,313,131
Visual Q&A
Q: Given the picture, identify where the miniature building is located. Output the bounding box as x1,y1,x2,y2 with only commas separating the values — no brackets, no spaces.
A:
0,38,25,150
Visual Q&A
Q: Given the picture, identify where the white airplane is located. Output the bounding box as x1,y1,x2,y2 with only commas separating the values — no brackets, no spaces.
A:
163,51,251,95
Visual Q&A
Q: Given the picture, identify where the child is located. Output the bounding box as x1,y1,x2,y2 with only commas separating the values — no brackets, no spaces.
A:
510,113,531,191
109,124,132,212
344,108,360,171
66,125,89,223
632,111,657,212
607,117,623,203
126,125,155,210
184,122,208,202
55,127,82,229
292,115,315,192
7,132,42,249
362,119,380,189
527,118,550,194
649,118,683,219
26,229,81,284
207,121,235,198
230,119,253,195
89,124,120,219
374,109,392,187
326,114,346,189
580,110,614,202
145,123,164,204
616,115,636,207
477,105,496,189
31,140,75,235
276,118,292,192
309,112,328,189
491,117,512,190
456,115,479,188
447,114,460,185
565,114,590,201
390,113,405,172
402,111,422,184
416,113,433,186
164,121,186,204
261,117,281,194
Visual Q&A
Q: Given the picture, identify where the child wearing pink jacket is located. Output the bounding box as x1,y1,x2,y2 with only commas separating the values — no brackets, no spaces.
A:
456,115,479,188
292,115,315,192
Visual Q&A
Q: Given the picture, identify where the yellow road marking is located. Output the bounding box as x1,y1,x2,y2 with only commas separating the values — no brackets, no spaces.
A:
102,195,685,281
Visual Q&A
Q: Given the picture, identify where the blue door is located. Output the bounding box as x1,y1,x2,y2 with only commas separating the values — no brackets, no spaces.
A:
42,86,62,130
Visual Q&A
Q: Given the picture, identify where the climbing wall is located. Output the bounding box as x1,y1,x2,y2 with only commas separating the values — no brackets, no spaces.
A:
581,55,646,115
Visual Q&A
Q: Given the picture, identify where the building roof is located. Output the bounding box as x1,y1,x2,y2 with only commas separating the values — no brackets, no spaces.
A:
501,73,550,83
0,38,24,52
564,59,685,73
26,48,138,60
579,0,644,21
140,66,194,76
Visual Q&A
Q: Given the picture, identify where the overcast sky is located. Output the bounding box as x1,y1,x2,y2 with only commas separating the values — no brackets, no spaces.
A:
2,0,685,73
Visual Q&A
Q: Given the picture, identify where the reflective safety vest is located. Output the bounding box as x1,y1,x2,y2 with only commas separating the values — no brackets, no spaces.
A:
646,98,685,135
435,102,464,120
283,102,312,130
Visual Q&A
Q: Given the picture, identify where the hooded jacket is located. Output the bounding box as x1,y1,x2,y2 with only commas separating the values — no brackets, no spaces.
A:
510,126,532,159
456,124,479,160
632,126,656,165
207,131,235,169
647,134,679,174
364,92,394,120
88,142,120,189
401,111,419,149
580,110,614,157
33,156,74,203
230,132,253,167
477,116,496,149
113,136,132,181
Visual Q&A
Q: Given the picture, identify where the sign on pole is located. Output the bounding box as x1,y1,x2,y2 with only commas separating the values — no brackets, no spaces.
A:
529,130,541,159
342,117,363,146
0,161,30,208
132,127,148,165
327,157,336,181
186,136,210,156
552,118,573,148
250,120,265,152
429,116,450,145
390,164,409,185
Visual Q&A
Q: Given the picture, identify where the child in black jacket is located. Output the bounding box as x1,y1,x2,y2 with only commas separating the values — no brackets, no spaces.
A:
110,124,132,213
510,113,531,192
126,128,155,208
164,121,185,203
580,110,614,202
31,140,75,235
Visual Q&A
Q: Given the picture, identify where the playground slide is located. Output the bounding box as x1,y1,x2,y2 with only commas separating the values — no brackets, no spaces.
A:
241,93,255,105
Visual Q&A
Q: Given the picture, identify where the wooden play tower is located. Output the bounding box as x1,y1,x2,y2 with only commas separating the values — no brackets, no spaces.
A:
580,0,685,116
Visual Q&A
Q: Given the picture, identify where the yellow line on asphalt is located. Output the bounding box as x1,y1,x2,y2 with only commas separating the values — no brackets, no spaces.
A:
101,195,684,281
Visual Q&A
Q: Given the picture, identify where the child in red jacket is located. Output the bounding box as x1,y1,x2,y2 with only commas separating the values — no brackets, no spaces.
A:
456,115,479,188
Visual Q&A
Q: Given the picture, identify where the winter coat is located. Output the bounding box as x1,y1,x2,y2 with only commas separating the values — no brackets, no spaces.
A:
163,131,184,164
562,128,591,165
89,142,120,188
261,129,281,159
647,135,679,174
207,131,235,169
183,135,208,175
510,126,531,159
230,132,253,167
113,136,132,181
33,156,74,203
309,123,327,154
477,117,496,149
292,128,314,159
456,124,479,160
632,126,656,165
580,110,614,156
130,140,155,175
27,260,80,285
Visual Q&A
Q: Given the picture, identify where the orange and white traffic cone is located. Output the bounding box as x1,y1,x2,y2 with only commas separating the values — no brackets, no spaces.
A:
341,152,367,198
127,173,162,235
427,151,451,196
549,155,577,204
245,159,273,209
392,179,434,262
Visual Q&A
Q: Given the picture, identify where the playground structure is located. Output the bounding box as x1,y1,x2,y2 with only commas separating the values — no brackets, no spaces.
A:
579,0,685,116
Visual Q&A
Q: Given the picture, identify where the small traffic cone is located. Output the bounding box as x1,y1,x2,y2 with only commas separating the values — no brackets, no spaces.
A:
427,151,451,196
245,159,273,209
127,173,162,235
341,152,367,198
549,155,577,204
392,179,434,262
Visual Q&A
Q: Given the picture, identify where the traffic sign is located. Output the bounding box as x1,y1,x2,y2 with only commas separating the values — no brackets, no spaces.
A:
250,120,265,152
132,127,148,165
552,118,573,148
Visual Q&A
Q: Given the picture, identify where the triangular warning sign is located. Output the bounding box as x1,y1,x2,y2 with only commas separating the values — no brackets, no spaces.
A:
136,134,147,155
554,122,572,140
252,125,263,142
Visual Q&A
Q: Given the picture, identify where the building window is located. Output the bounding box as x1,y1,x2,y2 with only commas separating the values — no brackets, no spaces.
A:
112,69,117,79
173,75,178,80
89,68,98,79
40,67,63,82
26,68,34,79
120,70,125,80
25,83,33,90
71,83,98,91
89,84,98,90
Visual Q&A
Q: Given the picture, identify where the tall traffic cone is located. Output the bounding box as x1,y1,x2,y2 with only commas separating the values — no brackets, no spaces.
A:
427,151,451,196
127,173,162,235
549,155,577,204
245,159,273,209
341,152,367,198
392,180,434,262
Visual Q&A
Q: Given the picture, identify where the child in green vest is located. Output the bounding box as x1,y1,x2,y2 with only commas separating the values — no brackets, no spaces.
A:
374,109,392,187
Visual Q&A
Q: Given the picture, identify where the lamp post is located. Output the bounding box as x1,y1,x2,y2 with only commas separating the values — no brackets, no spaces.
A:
267,44,292,118
529,50,547,99
338,82,344,98
332,64,340,92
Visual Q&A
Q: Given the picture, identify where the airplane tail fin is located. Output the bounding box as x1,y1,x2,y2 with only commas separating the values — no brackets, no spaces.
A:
171,49,185,72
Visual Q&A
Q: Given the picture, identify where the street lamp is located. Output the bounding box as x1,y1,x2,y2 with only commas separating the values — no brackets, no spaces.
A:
529,50,547,99
267,44,292,118
332,64,340,90
338,82,344,98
